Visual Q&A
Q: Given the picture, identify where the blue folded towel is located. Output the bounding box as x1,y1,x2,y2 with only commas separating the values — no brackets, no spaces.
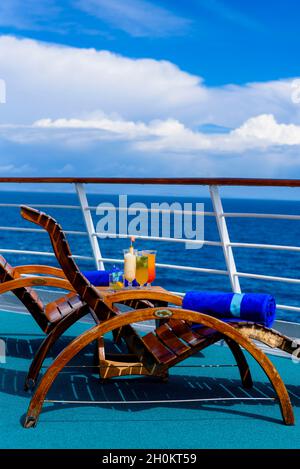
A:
182,291,276,327
82,270,109,286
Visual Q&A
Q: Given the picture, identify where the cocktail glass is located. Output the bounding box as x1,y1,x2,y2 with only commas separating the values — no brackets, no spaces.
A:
109,270,124,290
135,252,149,288
142,250,156,287
123,248,136,288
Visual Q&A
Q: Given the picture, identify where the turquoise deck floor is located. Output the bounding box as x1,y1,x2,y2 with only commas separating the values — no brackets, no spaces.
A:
0,310,299,449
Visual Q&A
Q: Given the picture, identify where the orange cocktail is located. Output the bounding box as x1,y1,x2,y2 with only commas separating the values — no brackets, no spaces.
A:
142,250,156,286
136,252,148,287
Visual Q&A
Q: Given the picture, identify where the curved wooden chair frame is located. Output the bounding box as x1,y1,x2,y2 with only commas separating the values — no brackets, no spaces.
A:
0,275,74,294
24,308,294,428
12,265,66,278
1,259,244,389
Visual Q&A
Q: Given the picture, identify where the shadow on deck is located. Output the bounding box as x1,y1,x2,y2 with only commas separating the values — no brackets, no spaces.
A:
1,333,300,427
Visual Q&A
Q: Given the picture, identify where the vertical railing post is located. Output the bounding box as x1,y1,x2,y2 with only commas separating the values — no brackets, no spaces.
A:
209,185,241,293
75,183,104,270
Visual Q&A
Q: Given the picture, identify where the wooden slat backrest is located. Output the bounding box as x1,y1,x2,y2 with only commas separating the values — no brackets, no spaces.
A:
0,254,48,331
20,206,198,369
20,206,111,321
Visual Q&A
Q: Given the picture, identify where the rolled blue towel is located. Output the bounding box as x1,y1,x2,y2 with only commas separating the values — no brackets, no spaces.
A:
82,270,109,286
182,291,276,328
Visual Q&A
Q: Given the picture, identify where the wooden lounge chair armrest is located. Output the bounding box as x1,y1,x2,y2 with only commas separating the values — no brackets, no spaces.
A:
102,288,183,308
0,276,75,295
13,265,66,278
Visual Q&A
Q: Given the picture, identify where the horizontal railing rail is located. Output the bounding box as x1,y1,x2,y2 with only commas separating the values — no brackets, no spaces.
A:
0,203,81,209
223,212,300,220
0,248,94,261
94,232,222,247
0,177,300,186
89,205,216,217
277,304,300,313
0,226,87,236
228,242,300,252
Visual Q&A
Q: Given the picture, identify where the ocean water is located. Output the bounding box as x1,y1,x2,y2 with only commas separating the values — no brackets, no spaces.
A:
0,190,299,323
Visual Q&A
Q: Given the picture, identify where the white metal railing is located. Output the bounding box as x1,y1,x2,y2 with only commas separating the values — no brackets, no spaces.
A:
0,248,94,261
223,212,300,220
76,183,104,270
94,232,222,247
0,179,299,321
0,226,87,236
210,185,241,293
0,203,81,210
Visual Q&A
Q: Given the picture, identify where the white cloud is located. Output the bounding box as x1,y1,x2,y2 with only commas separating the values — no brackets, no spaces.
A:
30,113,300,153
136,114,300,152
57,163,75,174
34,115,150,138
209,78,297,129
291,79,300,104
0,163,32,174
232,114,300,146
0,78,6,103
1,35,300,179
0,35,207,125
1,35,300,130
73,0,190,37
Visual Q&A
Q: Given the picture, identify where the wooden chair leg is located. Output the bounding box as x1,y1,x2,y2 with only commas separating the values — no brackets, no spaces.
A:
25,333,56,391
97,336,106,380
24,304,90,390
225,338,253,389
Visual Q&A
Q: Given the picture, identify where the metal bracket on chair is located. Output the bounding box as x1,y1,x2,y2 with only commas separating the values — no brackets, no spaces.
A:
154,309,173,319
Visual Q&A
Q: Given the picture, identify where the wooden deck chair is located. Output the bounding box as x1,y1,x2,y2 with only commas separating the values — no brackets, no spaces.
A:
0,260,158,389
0,255,93,390
20,205,297,427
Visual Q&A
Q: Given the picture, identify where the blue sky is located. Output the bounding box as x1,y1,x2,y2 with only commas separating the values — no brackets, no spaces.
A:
0,0,300,191
1,0,300,84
